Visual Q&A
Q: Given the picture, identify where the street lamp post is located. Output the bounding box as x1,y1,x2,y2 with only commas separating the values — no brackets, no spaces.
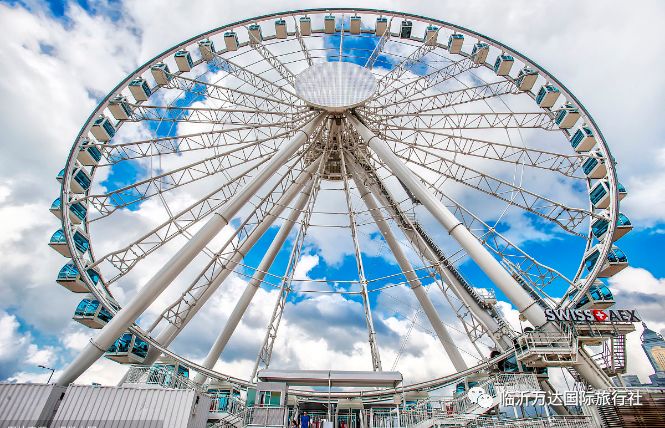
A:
38,365,55,384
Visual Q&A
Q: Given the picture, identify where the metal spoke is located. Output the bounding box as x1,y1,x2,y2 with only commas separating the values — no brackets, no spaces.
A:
165,74,298,113
208,53,300,103
365,17,393,69
95,119,307,165
78,133,288,218
377,127,590,179
91,157,272,283
368,111,557,130
148,152,321,338
389,147,596,236
373,28,439,93
339,148,383,371
364,80,518,116
369,56,478,104
128,103,303,126
292,15,313,66
246,26,297,88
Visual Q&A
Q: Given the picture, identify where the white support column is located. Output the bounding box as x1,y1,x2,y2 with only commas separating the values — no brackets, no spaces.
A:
350,163,468,372
348,114,612,389
56,114,325,386
143,160,321,365
192,180,315,384
346,156,512,352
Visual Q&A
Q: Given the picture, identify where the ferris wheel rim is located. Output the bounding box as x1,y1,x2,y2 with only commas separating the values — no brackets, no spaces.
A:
56,7,622,390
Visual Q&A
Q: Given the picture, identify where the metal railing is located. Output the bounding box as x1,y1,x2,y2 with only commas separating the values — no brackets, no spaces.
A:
122,365,204,392
516,329,578,366
468,415,595,428
244,405,288,427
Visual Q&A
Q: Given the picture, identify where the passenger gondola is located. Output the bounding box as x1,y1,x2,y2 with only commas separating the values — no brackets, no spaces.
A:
91,115,115,142
471,42,489,64
275,19,287,39
516,67,538,91
589,180,627,209
248,24,263,44
555,101,580,129
324,14,336,34
108,95,132,121
57,262,101,293
535,84,560,108
399,20,413,39
77,139,103,167
49,228,89,257
174,49,193,71
198,39,215,61
448,33,464,54
570,126,596,152
299,17,311,36
591,212,632,242
150,62,171,86
224,31,239,51
494,54,514,76
350,16,362,35
128,77,151,102
569,281,615,310
584,244,628,277
582,150,607,179
73,295,114,328
105,332,149,364
375,17,388,36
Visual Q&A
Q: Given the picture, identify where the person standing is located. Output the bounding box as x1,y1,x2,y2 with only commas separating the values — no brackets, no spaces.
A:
300,411,311,428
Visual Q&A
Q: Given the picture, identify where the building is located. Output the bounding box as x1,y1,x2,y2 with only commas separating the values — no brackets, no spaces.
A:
641,322,665,373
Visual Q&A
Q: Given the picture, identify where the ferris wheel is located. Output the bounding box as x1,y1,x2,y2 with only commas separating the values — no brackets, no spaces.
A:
49,8,632,394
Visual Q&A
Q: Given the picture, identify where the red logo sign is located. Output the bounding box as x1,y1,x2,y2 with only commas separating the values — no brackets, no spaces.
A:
592,310,608,322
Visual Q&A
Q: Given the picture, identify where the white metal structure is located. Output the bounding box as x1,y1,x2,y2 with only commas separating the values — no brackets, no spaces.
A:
51,8,629,404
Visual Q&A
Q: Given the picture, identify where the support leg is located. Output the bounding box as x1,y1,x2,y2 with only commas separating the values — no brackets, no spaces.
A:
349,158,467,372
56,114,324,386
192,179,316,384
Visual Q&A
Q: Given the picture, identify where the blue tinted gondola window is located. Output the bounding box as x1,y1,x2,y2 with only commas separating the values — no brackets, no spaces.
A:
608,247,627,263
57,169,65,180
589,183,608,204
51,198,62,210
73,170,91,190
617,183,627,193
73,230,90,253
70,202,87,221
132,337,149,357
618,213,631,226
591,218,609,238
50,229,66,243
86,268,101,285
58,262,79,279
98,306,113,323
74,298,92,316
109,333,133,353
585,250,600,272
101,120,116,138
582,157,599,175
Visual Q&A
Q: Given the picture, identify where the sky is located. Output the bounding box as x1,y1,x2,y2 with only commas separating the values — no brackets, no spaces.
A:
1,0,665,391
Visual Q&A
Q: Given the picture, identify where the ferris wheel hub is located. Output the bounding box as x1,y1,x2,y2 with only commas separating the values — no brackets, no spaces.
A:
295,61,377,112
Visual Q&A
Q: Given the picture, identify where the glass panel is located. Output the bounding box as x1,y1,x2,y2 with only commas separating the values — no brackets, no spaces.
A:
86,268,100,285
74,170,91,190
585,250,600,272
73,231,90,253
58,263,79,280
51,198,62,210
591,219,609,237
131,337,149,358
589,183,608,204
582,157,598,175
75,299,92,316
50,229,66,243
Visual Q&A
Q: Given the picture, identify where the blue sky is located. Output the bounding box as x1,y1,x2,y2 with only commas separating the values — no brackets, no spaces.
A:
1,0,665,388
